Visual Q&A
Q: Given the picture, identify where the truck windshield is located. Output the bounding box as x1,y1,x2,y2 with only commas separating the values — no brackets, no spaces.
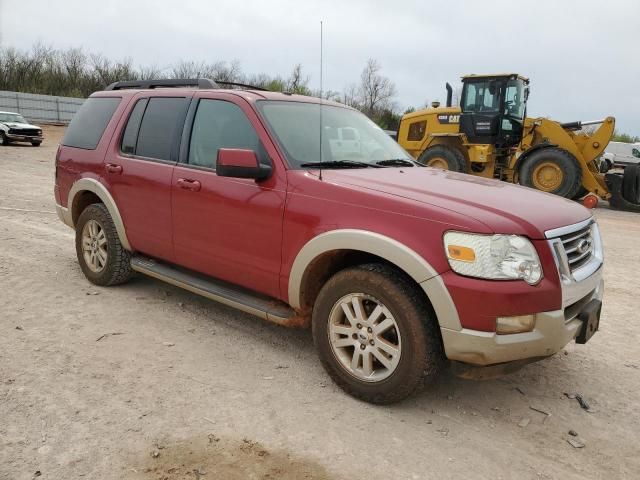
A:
0,113,27,123
462,80,502,113
257,101,413,168
504,79,526,119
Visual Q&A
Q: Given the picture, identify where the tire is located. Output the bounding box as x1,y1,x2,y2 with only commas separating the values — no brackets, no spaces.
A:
519,147,582,199
0,132,9,146
31,141,42,147
312,263,443,404
622,164,640,204
75,203,133,286
572,186,589,200
417,145,467,172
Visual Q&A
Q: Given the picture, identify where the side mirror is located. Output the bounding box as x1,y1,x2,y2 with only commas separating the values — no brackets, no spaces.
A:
217,148,272,181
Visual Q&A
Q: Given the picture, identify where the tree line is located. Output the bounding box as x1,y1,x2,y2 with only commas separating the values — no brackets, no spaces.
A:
0,44,403,129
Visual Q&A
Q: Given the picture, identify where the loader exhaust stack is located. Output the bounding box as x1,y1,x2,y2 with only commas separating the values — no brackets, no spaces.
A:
446,83,453,107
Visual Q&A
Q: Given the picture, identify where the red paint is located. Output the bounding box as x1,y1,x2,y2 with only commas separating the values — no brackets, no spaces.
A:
56,87,593,332
217,148,259,168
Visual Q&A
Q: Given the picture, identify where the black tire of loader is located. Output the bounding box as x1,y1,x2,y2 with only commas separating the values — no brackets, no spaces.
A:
622,165,640,204
417,145,467,172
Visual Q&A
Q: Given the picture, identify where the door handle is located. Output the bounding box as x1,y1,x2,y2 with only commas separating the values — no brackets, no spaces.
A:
105,163,123,174
177,178,201,192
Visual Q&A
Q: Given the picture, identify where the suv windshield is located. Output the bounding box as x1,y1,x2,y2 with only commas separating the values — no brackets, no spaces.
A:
0,113,27,123
257,101,413,168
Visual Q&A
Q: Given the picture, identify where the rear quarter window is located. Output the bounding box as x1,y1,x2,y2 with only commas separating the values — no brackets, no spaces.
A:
62,97,121,150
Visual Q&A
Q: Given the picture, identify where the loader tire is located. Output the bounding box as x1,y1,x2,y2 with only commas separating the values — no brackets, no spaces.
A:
622,165,640,204
519,148,582,199
417,146,466,172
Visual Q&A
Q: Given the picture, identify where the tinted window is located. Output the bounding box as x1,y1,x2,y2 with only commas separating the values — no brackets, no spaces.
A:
62,97,121,149
407,121,426,141
633,148,640,158
462,81,501,113
188,100,261,169
120,99,148,154
136,97,187,161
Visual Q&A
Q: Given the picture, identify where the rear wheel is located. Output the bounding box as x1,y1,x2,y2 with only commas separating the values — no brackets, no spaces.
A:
519,147,582,199
312,263,443,404
417,145,466,172
75,203,133,286
622,165,640,204
0,132,9,146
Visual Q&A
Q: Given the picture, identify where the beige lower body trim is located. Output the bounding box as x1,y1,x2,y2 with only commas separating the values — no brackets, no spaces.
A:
441,279,604,366
56,204,73,228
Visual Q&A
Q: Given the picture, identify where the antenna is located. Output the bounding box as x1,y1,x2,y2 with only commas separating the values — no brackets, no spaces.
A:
318,20,324,181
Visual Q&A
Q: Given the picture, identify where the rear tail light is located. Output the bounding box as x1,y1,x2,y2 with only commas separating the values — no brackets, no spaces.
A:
54,145,61,181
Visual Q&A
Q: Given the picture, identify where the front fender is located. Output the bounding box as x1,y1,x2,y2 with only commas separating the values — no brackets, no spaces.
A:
287,229,462,330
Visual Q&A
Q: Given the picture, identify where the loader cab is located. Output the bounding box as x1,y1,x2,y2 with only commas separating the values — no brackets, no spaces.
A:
459,74,529,147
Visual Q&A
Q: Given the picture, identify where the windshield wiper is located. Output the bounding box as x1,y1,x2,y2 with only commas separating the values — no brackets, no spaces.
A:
375,159,416,167
300,160,382,169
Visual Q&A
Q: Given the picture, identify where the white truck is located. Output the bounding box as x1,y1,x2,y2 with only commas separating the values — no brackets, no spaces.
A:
0,111,43,147
602,141,640,168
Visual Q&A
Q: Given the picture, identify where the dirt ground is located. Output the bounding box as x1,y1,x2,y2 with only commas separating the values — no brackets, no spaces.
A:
1,125,639,480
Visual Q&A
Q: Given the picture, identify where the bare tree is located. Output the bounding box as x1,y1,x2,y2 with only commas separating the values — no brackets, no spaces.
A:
358,58,396,116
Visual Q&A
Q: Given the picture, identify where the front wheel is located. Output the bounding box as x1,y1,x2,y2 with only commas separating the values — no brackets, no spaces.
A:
31,140,42,147
0,132,9,146
312,264,443,404
75,203,133,286
519,147,582,199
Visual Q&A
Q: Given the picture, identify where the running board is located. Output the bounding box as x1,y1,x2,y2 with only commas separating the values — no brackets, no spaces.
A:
131,256,306,327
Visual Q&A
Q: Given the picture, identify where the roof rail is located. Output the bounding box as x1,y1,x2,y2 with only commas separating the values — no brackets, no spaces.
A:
214,80,269,91
104,78,218,91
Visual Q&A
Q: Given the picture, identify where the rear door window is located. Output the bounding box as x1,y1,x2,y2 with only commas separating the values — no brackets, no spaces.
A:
120,98,148,154
135,97,189,161
62,97,121,150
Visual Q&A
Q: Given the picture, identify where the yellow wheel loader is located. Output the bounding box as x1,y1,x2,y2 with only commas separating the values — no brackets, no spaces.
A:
397,73,640,211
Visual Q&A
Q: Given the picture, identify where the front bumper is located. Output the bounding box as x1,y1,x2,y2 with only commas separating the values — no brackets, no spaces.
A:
439,217,604,367
6,133,43,142
441,275,603,365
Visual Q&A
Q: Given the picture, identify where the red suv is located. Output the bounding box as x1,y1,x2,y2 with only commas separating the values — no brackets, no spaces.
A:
55,79,604,404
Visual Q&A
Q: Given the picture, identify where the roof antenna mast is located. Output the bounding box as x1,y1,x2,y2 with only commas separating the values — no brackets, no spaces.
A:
319,20,324,181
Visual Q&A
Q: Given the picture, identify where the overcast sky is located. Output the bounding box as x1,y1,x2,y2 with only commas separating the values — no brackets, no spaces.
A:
1,0,638,135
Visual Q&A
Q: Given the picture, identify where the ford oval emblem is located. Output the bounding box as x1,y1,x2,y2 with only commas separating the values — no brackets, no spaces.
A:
576,238,592,255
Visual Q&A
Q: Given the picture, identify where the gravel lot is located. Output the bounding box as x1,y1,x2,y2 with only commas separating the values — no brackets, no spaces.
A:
1,125,639,480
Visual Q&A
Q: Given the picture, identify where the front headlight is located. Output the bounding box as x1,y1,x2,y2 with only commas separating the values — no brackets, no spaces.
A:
443,232,543,285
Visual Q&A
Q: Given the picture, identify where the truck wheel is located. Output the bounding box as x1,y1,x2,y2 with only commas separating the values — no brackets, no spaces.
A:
622,165,640,204
312,263,443,404
519,148,582,199
75,203,133,286
31,140,42,147
417,145,466,172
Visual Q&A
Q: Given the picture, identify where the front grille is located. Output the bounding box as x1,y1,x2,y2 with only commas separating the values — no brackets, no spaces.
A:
9,128,39,136
558,223,593,272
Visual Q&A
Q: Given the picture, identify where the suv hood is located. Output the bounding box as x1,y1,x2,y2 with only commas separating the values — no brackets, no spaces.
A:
323,167,591,239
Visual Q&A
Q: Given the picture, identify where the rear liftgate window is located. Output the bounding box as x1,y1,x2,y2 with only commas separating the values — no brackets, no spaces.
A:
62,97,121,150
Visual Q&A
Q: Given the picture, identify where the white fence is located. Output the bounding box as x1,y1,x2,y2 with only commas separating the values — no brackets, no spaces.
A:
0,91,84,124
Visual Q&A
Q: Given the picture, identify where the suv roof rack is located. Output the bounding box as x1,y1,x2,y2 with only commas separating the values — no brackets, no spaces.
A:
214,80,269,92
104,78,218,91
